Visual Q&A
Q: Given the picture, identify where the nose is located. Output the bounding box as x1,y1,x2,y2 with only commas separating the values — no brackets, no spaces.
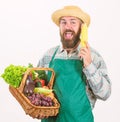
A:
65,22,72,29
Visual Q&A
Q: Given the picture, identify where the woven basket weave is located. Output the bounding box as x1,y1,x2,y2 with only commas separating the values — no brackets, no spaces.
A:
9,67,60,118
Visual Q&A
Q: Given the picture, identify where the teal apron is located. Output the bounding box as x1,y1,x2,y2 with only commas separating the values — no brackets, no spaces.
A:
42,48,94,122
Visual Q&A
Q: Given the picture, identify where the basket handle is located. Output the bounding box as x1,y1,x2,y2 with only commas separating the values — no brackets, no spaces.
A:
18,67,55,92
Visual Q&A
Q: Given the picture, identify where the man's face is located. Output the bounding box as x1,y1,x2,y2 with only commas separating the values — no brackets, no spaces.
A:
59,16,82,49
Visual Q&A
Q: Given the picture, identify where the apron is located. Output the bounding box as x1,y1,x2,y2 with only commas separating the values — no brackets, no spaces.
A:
42,47,94,122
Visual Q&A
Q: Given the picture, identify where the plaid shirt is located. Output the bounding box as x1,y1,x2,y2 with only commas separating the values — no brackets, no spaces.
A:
37,45,111,109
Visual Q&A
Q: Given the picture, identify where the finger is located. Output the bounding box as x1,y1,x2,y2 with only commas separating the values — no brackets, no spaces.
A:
81,44,89,50
86,42,90,50
79,48,89,56
79,53,86,60
78,50,85,58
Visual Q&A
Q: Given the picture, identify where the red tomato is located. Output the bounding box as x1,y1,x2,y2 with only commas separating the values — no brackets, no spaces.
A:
39,79,45,87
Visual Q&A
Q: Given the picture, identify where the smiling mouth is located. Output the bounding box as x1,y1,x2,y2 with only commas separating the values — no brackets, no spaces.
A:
64,32,73,39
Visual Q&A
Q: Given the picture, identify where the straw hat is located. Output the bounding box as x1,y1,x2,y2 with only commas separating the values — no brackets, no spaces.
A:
51,5,90,27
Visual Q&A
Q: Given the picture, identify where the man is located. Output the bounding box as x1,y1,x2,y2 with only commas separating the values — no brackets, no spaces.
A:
37,5,111,122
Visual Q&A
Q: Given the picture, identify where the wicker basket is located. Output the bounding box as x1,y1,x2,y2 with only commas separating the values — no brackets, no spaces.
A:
9,67,60,118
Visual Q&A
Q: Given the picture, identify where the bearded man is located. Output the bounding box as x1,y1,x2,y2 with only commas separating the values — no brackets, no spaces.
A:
37,5,111,122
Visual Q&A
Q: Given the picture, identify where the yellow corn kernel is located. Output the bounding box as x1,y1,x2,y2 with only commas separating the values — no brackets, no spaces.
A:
80,23,88,48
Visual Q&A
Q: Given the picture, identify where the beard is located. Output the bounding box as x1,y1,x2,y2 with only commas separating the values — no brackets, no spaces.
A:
60,27,81,49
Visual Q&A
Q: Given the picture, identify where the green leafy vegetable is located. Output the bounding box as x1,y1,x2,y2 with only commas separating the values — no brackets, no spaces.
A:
1,64,27,88
28,63,47,81
1,63,48,88
36,70,47,81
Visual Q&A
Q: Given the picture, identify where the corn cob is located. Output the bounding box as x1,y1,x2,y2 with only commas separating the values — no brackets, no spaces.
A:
80,23,88,48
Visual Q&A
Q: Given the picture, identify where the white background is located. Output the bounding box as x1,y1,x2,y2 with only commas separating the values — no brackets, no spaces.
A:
0,0,120,122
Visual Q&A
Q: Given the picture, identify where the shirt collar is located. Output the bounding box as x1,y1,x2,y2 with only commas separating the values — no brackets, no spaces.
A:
58,43,81,54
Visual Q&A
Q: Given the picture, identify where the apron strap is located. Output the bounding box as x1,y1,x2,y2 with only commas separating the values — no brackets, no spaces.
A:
47,46,59,84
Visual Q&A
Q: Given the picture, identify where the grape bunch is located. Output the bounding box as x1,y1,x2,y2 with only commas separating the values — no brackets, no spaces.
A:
27,93,54,106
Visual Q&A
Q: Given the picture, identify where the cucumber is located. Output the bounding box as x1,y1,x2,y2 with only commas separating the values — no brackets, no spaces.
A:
34,87,53,95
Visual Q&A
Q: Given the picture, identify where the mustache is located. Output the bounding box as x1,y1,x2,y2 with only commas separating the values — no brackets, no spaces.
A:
64,29,75,34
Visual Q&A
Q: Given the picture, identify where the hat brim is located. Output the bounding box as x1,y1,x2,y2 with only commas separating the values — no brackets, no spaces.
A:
52,6,90,27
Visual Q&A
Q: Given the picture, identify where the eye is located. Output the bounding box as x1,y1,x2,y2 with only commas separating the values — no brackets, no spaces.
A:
60,21,66,25
70,21,77,25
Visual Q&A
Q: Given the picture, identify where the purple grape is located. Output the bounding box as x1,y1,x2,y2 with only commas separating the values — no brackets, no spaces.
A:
26,93,54,106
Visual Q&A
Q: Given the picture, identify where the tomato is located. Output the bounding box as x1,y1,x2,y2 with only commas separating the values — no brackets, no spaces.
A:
39,79,45,87
34,79,45,87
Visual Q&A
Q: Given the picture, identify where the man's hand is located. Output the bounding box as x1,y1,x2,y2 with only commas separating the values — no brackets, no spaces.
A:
78,43,92,68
